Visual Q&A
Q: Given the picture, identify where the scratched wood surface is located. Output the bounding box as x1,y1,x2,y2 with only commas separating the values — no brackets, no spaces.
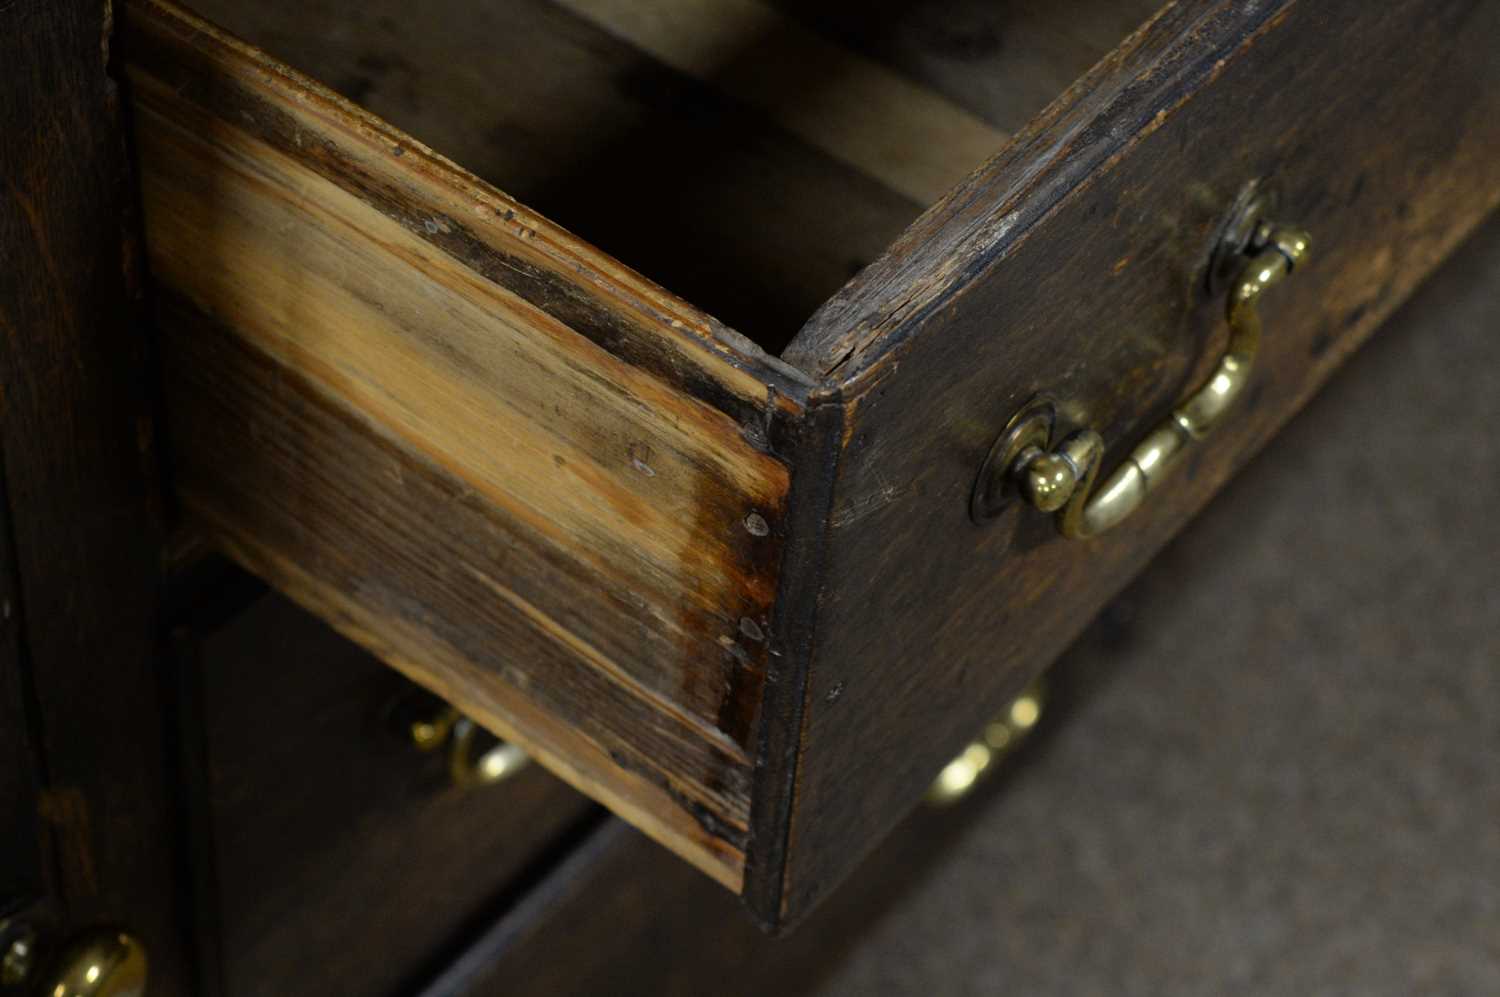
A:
123,0,821,890
122,0,1106,911
122,0,1499,934
179,0,936,353
180,0,1170,355
767,0,1500,925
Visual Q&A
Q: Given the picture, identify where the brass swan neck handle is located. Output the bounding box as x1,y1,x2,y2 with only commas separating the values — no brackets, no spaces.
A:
974,220,1309,538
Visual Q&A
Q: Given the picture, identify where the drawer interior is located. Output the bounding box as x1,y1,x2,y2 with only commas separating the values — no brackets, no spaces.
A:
174,0,1162,355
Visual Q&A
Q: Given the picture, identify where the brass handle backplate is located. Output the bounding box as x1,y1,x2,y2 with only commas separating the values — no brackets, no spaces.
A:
972,199,1310,538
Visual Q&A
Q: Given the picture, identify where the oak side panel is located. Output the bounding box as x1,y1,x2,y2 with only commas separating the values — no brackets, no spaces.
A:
0,0,191,985
124,0,808,890
769,0,1500,923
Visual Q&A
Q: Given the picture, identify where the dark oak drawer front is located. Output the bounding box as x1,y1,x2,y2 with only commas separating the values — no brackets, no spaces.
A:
181,587,594,997
125,0,1500,927
772,0,1500,921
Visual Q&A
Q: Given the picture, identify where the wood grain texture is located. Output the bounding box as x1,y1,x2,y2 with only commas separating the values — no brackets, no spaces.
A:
552,0,1005,205
770,0,1165,134
180,0,930,353
120,0,1500,932
176,584,596,997
123,0,812,890
0,0,190,985
764,0,1500,924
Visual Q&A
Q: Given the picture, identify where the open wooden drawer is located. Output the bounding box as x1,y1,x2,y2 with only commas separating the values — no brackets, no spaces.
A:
122,0,1500,927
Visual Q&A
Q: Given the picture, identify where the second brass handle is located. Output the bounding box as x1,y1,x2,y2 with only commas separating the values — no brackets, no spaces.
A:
976,219,1309,538
447,714,530,787
409,704,530,787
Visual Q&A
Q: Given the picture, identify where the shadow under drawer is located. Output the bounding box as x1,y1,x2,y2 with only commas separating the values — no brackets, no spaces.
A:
171,575,598,997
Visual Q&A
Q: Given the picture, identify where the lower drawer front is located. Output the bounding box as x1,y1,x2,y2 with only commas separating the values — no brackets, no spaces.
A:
182,584,595,997
417,794,990,997
416,821,852,997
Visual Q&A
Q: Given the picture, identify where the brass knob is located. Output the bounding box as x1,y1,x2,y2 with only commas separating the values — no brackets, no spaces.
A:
40,930,147,997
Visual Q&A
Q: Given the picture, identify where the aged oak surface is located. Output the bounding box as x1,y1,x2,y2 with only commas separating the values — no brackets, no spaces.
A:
123,0,814,890
0,0,189,983
178,0,949,351
117,0,1500,931
183,0,1175,354
768,0,1500,923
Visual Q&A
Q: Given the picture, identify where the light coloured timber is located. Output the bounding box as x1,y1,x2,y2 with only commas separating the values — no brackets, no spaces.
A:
179,0,937,351
125,0,810,889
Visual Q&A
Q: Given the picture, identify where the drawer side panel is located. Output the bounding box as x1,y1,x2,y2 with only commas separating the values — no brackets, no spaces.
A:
126,0,804,889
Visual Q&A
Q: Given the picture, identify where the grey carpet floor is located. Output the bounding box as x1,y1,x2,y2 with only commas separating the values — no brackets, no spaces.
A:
809,215,1500,997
